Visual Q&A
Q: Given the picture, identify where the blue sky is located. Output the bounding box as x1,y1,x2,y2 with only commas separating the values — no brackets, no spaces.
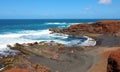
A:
0,0,119,19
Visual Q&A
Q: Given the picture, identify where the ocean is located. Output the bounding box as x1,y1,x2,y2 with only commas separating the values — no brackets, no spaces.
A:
0,19,115,56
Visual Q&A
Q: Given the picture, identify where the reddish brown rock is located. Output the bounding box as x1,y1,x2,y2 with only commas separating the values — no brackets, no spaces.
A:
4,68,30,72
107,49,120,72
68,20,120,34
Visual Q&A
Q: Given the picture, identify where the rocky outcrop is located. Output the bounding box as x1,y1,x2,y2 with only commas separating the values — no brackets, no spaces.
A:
50,20,120,36
9,41,64,59
68,20,120,34
0,51,51,72
7,41,96,72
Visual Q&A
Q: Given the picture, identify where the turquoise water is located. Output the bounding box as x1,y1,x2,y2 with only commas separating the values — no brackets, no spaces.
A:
0,19,102,33
0,19,114,55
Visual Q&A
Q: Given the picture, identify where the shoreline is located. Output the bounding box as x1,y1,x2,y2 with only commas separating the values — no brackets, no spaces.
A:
0,20,120,72
0,32,97,58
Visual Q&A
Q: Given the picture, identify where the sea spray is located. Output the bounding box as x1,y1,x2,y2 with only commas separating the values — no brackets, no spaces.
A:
0,19,99,57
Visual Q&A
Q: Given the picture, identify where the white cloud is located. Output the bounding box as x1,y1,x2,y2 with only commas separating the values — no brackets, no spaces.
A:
99,0,112,5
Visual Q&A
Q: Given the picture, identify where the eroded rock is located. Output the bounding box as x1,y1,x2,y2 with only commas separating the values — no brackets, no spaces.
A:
107,49,120,72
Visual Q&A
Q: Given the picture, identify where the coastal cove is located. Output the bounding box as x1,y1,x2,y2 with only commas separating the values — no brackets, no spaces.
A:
0,20,120,72
0,19,100,57
0,0,120,71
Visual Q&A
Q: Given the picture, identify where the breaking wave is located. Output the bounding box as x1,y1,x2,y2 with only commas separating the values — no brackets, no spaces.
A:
0,25,96,57
45,22,67,25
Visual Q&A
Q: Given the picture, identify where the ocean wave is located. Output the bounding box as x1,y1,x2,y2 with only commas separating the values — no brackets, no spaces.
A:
87,22,94,24
69,23,83,24
45,22,84,25
0,29,96,57
0,29,71,50
45,22,67,25
0,30,51,38
0,29,51,48
66,23,83,27
0,30,96,49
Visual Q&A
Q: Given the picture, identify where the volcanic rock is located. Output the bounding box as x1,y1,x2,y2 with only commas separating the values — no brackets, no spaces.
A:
107,49,120,72
50,20,120,36
68,20,120,34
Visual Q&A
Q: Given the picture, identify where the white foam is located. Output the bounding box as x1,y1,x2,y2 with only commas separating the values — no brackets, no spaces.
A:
50,33,68,39
87,22,94,24
80,36,96,46
0,29,96,57
0,30,51,46
0,67,4,71
67,23,83,27
66,40,82,46
69,23,83,24
0,30,52,57
0,30,51,38
45,22,67,25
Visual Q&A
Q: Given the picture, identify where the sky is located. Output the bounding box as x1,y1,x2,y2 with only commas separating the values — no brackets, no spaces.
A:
0,0,119,19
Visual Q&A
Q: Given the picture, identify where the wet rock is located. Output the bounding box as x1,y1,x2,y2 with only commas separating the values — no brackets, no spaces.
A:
34,42,38,44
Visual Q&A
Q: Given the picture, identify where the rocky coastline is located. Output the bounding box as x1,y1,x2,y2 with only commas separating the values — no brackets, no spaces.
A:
0,20,120,72
50,20,120,46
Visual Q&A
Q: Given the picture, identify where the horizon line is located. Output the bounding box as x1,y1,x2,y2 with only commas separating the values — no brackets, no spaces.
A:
0,18,120,20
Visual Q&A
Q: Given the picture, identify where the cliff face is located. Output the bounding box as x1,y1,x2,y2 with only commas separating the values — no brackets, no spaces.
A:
68,20,120,34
